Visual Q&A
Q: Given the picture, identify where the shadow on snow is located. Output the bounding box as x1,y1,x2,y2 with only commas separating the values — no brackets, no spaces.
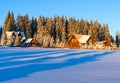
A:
0,49,115,82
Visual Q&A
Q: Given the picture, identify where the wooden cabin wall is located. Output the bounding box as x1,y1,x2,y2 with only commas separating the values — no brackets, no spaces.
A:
67,36,80,48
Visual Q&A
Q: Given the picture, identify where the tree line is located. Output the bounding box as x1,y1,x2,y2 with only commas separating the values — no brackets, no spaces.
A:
116,31,120,48
0,11,118,47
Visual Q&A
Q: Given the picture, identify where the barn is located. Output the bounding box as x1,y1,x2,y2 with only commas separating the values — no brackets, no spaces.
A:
25,38,39,47
66,34,91,48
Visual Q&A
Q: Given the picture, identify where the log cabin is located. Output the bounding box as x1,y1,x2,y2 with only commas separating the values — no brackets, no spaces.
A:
66,34,91,48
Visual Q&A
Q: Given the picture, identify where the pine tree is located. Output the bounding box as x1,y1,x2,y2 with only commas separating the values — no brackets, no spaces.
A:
83,20,89,35
92,21,99,42
13,34,21,47
34,16,45,46
0,27,2,45
55,16,61,47
61,16,67,47
116,31,120,48
23,14,32,38
9,12,16,31
50,36,54,47
98,25,104,41
16,15,24,31
50,22,56,44
103,24,111,40
31,17,37,37
0,26,2,39
1,12,15,45
110,35,114,43
79,19,85,34
44,17,54,47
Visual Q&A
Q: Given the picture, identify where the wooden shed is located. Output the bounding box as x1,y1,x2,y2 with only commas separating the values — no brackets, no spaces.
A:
66,34,91,48
25,38,39,47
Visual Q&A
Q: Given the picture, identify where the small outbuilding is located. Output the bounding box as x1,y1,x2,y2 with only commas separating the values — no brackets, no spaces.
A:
25,38,39,47
66,34,91,48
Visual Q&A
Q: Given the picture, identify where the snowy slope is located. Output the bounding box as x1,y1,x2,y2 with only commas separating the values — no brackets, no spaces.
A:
0,47,120,83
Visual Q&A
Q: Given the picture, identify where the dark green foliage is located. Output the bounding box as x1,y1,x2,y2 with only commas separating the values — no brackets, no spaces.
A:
116,31,120,48
0,26,2,39
0,27,2,37
31,17,37,37
110,35,114,43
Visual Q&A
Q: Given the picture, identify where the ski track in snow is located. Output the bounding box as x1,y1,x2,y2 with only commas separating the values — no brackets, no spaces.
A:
0,47,119,83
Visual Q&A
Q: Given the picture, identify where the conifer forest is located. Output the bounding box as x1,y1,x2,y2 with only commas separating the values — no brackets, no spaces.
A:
0,12,116,48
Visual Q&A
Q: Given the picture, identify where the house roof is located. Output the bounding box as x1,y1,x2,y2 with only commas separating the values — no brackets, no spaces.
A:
73,34,91,44
6,31,26,38
14,32,25,36
25,38,33,43
6,31,15,38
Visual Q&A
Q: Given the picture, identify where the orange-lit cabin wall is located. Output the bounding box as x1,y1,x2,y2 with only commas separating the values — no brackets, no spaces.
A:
67,35,80,48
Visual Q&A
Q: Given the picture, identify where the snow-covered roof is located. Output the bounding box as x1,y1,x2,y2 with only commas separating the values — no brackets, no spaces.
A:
21,32,25,37
25,38,33,43
6,31,15,38
74,34,91,44
14,32,19,36
6,31,26,39
18,32,26,39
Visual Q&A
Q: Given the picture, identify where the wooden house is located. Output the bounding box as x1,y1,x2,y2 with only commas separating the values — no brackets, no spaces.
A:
6,31,25,39
6,31,16,39
66,34,91,48
6,31,26,46
6,31,16,46
25,38,39,47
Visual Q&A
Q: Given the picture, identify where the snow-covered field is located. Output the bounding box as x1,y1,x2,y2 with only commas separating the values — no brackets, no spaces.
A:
0,47,120,83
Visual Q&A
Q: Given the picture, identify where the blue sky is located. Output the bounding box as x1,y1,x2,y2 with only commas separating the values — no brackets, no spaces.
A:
0,0,120,37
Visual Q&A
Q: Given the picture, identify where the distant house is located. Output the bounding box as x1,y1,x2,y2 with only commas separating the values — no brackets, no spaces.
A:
66,34,91,48
103,40,112,46
6,31,25,39
6,31,16,38
25,38,39,47
6,31,26,46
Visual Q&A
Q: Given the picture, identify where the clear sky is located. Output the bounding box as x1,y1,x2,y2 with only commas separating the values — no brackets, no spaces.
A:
0,0,120,37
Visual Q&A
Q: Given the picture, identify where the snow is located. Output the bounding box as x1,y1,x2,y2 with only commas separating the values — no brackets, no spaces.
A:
6,31,14,38
0,47,120,83
25,38,33,43
78,35,90,44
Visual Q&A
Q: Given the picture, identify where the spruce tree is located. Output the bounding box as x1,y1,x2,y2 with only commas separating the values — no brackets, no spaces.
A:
0,26,2,39
0,11,12,45
116,31,120,48
31,17,37,38
23,14,32,38
34,16,45,46
0,27,2,44
13,34,21,47
79,19,85,34
61,16,67,47
103,24,111,40
16,15,24,31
